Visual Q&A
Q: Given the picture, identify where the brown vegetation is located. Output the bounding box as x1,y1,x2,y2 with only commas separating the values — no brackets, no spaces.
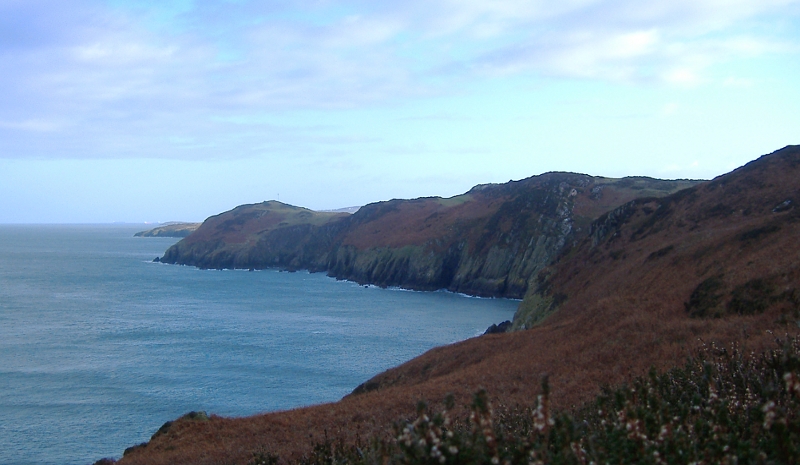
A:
111,146,798,465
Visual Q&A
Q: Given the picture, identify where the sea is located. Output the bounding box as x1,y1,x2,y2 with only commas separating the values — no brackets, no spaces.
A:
0,224,518,465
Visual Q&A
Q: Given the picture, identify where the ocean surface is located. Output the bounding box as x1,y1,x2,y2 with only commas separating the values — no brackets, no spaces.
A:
0,224,517,465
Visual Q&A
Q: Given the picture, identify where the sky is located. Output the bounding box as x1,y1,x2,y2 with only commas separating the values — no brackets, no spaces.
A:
1,0,799,223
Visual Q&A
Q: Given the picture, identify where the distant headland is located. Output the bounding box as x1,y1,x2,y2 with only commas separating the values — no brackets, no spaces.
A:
134,222,201,238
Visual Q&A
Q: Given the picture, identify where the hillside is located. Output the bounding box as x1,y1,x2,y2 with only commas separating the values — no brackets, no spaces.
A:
105,146,799,465
357,145,799,397
160,174,697,298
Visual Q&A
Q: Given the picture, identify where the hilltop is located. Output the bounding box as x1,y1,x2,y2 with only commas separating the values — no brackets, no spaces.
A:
108,146,799,465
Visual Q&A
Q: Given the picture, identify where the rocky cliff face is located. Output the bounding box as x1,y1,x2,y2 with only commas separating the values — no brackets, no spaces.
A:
160,173,698,298
512,145,800,329
323,174,585,297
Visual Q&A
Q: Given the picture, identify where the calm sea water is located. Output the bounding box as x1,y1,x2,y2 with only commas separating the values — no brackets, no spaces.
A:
0,224,517,465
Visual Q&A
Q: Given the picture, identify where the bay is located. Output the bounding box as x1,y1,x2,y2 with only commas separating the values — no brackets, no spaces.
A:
0,224,517,465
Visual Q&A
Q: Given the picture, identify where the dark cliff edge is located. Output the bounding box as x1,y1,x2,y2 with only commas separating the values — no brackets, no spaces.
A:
160,173,699,299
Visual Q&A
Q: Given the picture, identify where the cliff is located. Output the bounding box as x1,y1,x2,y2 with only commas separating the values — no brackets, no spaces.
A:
512,144,800,330
160,174,698,298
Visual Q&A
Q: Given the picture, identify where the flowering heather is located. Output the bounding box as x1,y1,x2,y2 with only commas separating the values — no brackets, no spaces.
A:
274,336,800,465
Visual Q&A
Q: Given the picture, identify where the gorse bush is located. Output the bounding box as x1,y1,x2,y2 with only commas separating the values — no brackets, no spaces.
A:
253,336,800,465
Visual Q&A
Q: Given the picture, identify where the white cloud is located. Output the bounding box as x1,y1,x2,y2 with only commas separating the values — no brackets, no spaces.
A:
71,40,178,65
0,0,798,160
536,29,661,80
323,15,405,47
0,119,66,132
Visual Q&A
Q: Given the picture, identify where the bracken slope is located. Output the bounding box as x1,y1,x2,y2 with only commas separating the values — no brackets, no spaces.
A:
108,146,799,465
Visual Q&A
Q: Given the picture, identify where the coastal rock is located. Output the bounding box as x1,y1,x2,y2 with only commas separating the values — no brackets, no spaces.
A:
122,443,147,457
92,459,117,465
151,411,209,441
484,320,512,334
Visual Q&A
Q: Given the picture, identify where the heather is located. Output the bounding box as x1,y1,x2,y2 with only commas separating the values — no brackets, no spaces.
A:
106,146,800,464
269,336,800,465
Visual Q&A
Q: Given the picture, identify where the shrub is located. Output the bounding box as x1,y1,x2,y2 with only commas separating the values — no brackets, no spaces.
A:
275,336,800,464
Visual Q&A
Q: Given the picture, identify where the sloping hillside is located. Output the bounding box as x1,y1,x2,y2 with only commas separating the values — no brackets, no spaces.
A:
355,145,799,400
161,174,697,298
108,146,799,465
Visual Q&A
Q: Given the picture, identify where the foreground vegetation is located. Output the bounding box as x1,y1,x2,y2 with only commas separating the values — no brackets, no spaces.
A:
252,336,800,465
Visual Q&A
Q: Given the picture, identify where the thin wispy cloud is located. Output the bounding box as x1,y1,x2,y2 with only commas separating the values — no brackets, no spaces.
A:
2,0,797,160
